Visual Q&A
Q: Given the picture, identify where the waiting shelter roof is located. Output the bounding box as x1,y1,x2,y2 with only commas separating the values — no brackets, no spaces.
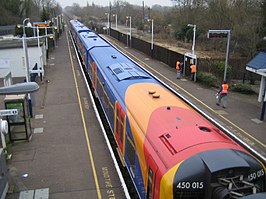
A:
246,52,266,76
246,51,266,104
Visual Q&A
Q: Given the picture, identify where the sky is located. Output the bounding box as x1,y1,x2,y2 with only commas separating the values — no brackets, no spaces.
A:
57,0,175,8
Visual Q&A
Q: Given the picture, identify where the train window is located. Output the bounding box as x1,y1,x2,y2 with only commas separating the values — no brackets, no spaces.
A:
103,90,109,109
115,102,126,155
88,58,93,75
116,114,123,142
116,108,125,142
127,136,136,174
108,94,114,123
147,168,153,199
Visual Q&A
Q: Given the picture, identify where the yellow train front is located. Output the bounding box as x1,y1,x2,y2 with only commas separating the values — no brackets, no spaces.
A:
125,83,265,199
69,19,265,199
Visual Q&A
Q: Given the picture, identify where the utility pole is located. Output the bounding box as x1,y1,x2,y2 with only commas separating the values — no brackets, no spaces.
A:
142,1,145,32
109,2,112,30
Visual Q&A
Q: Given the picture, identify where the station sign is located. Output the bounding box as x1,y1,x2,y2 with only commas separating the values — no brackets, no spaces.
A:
208,30,230,38
0,109,18,116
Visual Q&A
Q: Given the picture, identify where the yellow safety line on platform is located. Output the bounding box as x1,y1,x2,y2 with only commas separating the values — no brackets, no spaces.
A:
66,31,102,199
105,36,265,149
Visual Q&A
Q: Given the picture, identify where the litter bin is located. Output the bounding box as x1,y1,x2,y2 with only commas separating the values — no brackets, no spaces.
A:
4,94,32,142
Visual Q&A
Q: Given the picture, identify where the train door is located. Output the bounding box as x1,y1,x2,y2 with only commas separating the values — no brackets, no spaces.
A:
147,156,158,199
114,101,126,156
92,62,97,91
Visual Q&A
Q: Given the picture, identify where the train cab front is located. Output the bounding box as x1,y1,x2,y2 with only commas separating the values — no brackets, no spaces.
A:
160,149,265,199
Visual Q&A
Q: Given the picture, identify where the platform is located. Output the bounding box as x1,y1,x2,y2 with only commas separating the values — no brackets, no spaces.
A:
3,29,126,199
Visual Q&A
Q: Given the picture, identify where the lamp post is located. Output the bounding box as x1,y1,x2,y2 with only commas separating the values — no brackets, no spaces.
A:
105,13,110,35
113,14,117,30
187,24,196,55
22,18,33,117
23,18,30,36
126,16,131,47
22,18,31,84
224,30,231,82
147,19,154,56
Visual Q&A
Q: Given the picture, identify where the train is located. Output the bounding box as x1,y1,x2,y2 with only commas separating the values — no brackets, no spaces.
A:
69,19,266,199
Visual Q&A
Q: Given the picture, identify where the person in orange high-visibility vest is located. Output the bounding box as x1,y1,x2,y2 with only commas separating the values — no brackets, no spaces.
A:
216,81,229,108
190,64,197,81
176,61,181,79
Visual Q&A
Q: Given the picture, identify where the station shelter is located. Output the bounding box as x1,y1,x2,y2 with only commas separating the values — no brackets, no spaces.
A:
183,52,197,76
0,39,47,79
4,94,32,142
246,51,266,120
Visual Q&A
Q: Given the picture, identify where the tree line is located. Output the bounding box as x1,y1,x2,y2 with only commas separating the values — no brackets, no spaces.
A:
0,0,62,26
65,0,266,58
2,0,266,58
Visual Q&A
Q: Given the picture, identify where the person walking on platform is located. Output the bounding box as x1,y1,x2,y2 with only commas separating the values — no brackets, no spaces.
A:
216,81,229,108
190,63,197,82
176,61,183,79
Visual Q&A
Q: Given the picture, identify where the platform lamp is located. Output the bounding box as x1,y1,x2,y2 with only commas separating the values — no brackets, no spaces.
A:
105,13,110,35
22,18,31,83
126,16,131,47
147,19,154,57
112,14,117,30
22,18,34,117
187,24,196,55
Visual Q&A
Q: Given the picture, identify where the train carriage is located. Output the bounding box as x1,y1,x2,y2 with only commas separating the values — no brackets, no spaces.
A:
69,20,90,40
76,31,98,67
69,20,266,199
69,20,96,65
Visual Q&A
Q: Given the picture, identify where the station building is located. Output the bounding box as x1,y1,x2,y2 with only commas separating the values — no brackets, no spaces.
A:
0,37,47,85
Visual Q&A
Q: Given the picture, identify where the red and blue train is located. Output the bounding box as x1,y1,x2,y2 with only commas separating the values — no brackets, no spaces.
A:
69,19,265,199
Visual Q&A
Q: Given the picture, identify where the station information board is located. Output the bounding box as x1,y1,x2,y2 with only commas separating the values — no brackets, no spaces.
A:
207,30,230,38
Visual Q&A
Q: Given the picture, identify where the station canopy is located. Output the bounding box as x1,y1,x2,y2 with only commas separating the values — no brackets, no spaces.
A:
246,51,266,76
246,51,266,103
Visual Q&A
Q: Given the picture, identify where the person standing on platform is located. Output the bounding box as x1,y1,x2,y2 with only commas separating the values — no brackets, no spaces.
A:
190,63,197,82
176,61,181,79
216,81,229,108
